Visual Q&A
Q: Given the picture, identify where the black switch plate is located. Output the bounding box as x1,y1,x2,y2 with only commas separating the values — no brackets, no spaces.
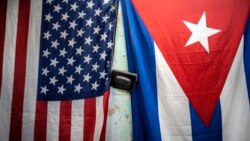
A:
110,70,137,91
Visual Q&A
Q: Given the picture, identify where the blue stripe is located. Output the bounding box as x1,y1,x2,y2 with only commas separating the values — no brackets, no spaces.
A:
121,0,161,140
244,16,250,103
190,102,222,141
190,16,250,141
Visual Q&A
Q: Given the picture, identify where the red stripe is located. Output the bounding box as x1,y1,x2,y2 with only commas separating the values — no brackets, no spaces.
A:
84,97,96,141
59,101,72,141
100,91,110,141
34,101,48,141
9,0,31,140
0,0,7,97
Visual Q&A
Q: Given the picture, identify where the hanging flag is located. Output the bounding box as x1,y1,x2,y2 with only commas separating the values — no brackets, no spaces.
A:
0,0,118,140
121,0,250,140
244,17,250,103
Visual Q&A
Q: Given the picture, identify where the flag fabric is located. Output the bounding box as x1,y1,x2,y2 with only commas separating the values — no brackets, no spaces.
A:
0,0,118,141
121,0,250,141
244,17,250,103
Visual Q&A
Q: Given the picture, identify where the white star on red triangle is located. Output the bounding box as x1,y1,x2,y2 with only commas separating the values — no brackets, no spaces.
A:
183,12,221,53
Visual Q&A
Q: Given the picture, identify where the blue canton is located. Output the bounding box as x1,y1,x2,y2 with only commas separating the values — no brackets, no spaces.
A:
37,0,118,101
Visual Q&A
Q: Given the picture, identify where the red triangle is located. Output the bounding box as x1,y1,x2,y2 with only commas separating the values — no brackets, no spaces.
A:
132,0,249,126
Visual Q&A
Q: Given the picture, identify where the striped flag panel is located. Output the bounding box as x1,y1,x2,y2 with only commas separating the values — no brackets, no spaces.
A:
121,0,250,141
0,0,118,141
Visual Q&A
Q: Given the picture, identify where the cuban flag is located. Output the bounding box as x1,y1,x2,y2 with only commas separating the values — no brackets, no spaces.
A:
121,0,250,141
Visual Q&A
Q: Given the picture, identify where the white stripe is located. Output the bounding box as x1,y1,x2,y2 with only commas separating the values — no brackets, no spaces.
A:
220,37,250,141
47,102,60,141
0,0,19,140
71,100,84,141
94,96,104,141
155,42,192,141
21,0,42,140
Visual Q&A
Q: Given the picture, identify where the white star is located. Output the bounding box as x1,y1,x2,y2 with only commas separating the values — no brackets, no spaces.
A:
53,4,62,13
69,20,77,29
107,40,113,49
100,51,107,60
84,36,93,45
74,83,83,93
51,40,60,49
45,13,53,22
108,23,113,31
78,11,86,19
92,44,100,53
83,73,92,82
61,12,70,21
60,30,69,39
75,65,83,74
68,38,76,47
59,48,67,57
66,75,75,84
42,67,50,76
62,0,68,3
110,5,116,12
76,46,84,55
70,2,79,11
84,55,92,64
41,85,49,95
57,85,66,94
43,49,51,58
52,22,61,31
50,58,59,67
86,18,94,27
100,70,107,79
67,57,76,66
58,66,67,76
183,12,221,53
103,0,110,5
46,0,53,4
94,8,102,16
93,25,101,35
77,28,85,37
92,62,99,71
87,1,95,9
102,14,109,23
44,31,51,40
49,76,58,86
100,32,108,41
91,81,99,90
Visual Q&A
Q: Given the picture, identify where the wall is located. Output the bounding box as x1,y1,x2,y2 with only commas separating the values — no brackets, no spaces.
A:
106,2,133,141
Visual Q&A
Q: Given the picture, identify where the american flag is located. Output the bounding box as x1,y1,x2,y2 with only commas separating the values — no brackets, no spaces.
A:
0,0,118,140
